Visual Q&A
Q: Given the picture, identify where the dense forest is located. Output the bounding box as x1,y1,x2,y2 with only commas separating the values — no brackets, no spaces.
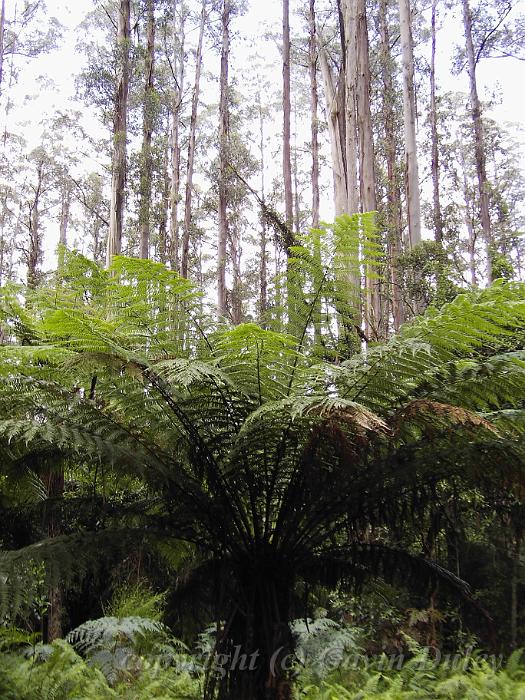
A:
0,1,524,699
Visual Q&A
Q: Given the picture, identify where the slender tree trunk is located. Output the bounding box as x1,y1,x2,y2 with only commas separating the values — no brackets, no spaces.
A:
27,164,43,289
258,93,268,321
231,227,242,325
356,0,381,337
59,180,71,248
107,0,131,267
0,0,5,96
158,122,170,264
181,0,205,278
308,0,320,230
139,0,155,260
460,148,478,286
430,0,443,243
355,0,376,215
378,0,404,330
282,0,293,234
461,0,492,282
292,120,301,234
309,0,322,345
217,0,230,317
342,0,359,213
170,0,184,272
398,0,421,248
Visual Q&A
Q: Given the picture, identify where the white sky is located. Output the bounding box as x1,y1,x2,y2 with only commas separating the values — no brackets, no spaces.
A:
2,0,524,274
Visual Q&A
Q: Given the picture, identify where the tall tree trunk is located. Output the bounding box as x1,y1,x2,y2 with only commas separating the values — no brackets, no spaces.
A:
258,93,268,322
0,0,5,96
308,0,322,345
378,0,405,330
430,0,443,243
181,0,205,278
319,48,346,216
308,1,320,231
139,0,155,260
356,0,381,337
342,0,359,213
158,121,170,264
217,0,230,317
59,180,71,247
461,0,492,282
27,163,43,290
398,0,421,248
461,150,478,287
106,0,131,267
170,0,185,272
282,0,293,234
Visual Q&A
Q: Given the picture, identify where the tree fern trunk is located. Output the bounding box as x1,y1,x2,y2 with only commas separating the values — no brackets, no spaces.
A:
212,564,295,700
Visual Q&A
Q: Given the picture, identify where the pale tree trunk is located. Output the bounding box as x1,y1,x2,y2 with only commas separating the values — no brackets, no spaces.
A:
461,151,478,286
258,92,268,321
430,0,443,243
107,0,131,268
0,0,5,96
231,227,242,325
217,0,230,317
139,0,155,260
170,0,185,272
378,0,405,330
356,0,382,338
461,0,492,283
293,112,301,234
399,0,421,248
308,0,320,231
282,0,293,234
319,48,346,216
158,120,170,264
181,0,205,278
342,0,359,213
59,180,71,247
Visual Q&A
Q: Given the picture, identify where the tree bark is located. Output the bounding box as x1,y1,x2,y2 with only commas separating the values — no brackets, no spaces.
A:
217,0,230,317
0,0,5,97
139,0,155,260
378,0,405,330
169,0,184,271
158,120,170,264
461,0,492,282
319,48,347,216
308,0,320,232
27,162,43,289
461,149,478,286
398,0,421,248
342,0,359,214
181,0,205,278
282,0,293,235
430,0,443,243
258,93,268,322
356,0,382,337
59,179,71,248
106,0,131,268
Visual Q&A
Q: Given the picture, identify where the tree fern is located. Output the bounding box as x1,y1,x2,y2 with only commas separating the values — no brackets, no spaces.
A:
0,254,524,699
